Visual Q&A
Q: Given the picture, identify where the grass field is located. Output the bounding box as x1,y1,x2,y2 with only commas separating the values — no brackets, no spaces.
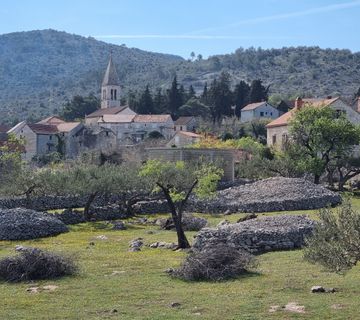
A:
0,201,360,319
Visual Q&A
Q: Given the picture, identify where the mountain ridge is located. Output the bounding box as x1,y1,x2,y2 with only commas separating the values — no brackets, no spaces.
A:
0,29,359,124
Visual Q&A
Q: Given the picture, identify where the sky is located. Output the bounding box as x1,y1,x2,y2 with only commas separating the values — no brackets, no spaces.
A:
0,0,359,58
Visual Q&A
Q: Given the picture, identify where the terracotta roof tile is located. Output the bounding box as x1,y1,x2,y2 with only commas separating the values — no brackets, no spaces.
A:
98,114,136,123
56,122,81,133
174,116,195,125
266,97,340,128
86,106,129,118
242,102,267,111
28,123,59,134
37,116,65,125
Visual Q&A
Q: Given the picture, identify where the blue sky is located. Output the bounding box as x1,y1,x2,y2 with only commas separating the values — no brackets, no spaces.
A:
0,0,359,58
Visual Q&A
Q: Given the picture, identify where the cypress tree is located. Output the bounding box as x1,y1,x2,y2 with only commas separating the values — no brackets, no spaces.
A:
249,79,268,103
234,80,250,118
138,85,154,114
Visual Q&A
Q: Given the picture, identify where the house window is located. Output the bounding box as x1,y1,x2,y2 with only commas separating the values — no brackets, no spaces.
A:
270,112,273,116
174,126,176,131
260,112,264,117
335,109,345,118
49,135,52,140
272,135,277,144
180,126,183,131
106,131,109,137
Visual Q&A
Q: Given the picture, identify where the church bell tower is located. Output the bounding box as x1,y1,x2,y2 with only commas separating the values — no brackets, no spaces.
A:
101,54,121,109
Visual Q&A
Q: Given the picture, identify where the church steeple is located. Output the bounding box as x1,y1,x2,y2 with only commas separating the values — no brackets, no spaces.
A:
101,53,121,109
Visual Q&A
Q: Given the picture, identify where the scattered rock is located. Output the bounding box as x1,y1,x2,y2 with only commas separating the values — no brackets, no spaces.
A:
0,208,68,240
193,215,316,254
170,302,181,308
26,287,39,294
112,221,127,230
146,230,155,234
128,238,143,252
268,305,279,313
331,304,345,310
42,285,58,291
110,271,125,276
111,309,118,314
149,242,177,249
283,302,306,313
311,286,326,293
95,235,108,240
311,286,336,293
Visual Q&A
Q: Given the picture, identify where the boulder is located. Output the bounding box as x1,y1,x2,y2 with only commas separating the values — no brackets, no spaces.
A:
193,215,316,254
0,208,68,240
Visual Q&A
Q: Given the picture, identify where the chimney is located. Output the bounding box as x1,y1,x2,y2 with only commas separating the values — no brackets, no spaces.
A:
294,97,303,110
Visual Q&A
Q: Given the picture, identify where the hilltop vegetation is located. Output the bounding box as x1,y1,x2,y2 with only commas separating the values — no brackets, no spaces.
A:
1,29,360,124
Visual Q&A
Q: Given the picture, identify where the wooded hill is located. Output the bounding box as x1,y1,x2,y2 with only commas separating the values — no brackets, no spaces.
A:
1,29,359,124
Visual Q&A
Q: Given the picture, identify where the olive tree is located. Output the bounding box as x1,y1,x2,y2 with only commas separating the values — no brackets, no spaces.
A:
289,106,360,184
304,202,360,272
139,160,223,249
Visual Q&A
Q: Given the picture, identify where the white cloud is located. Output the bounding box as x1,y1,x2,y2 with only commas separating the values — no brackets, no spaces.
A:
189,0,360,34
94,34,290,40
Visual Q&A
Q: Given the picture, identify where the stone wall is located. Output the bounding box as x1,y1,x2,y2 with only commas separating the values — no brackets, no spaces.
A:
193,215,316,254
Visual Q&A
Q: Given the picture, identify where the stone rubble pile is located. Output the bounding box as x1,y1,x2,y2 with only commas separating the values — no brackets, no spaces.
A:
192,177,341,214
193,214,316,254
0,208,68,240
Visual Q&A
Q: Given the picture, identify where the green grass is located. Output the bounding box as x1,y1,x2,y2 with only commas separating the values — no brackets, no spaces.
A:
0,201,360,319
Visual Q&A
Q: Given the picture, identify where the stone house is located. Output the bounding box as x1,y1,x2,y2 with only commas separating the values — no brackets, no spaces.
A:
8,121,59,161
241,102,279,123
132,115,174,141
174,116,197,132
166,131,201,147
266,97,360,149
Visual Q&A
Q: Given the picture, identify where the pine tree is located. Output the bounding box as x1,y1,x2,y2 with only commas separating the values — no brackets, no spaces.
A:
168,76,182,117
249,79,269,103
188,85,196,99
137,85,154,114
234,80,250,118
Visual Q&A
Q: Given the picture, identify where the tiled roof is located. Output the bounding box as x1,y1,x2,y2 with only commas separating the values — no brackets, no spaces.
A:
86,106,129,118
134,115,172,123
102,55,120,86
266,97,340,128
242,102,266,111
28,123,58,134
98,114,136,123
56,122,81,133
37,116,65,125
174,116,195,125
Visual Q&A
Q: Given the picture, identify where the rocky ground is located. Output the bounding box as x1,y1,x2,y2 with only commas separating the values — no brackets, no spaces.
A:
192,177,341,214
193,214,316,254
0,208,68,240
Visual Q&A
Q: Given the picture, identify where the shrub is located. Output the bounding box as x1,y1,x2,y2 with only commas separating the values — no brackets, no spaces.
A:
0,247,77,282
172,244,256,281
304,202,360,272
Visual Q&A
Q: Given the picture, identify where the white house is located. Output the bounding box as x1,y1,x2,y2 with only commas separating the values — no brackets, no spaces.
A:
266,97,360,149
241,102,279,123
166,131,201,147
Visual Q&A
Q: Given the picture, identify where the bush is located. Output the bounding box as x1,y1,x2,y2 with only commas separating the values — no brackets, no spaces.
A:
304,202,360,272
0,248,77,282
172,244,256,281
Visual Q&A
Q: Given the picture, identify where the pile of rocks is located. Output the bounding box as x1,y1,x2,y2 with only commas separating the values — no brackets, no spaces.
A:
0,208,68,240
193,215,316,254
192,177,341,214
159,214,208,231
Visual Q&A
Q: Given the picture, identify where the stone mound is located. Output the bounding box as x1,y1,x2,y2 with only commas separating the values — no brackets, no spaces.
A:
193,215,316,254
193,177,341,213
0,208,68,240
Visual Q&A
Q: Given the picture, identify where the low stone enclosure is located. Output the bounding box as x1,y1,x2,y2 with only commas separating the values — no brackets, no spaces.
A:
0,208,68,240
135,177,341,214
193,215,316,254
0,177,341,216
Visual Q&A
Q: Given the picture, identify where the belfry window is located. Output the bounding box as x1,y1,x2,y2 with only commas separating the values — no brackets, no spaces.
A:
111,89,113,100
114,89,117,100
103,90,106,99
